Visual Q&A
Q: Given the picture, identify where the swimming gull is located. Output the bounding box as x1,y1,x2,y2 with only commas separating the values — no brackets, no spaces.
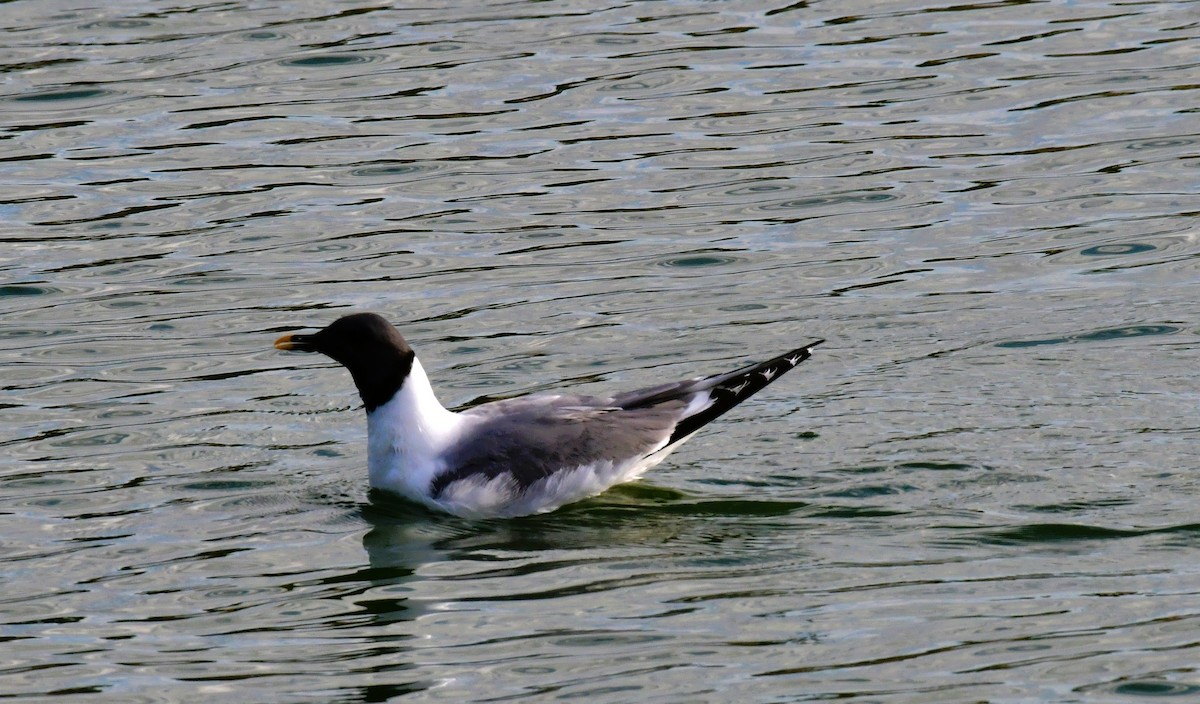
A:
275,313,822,517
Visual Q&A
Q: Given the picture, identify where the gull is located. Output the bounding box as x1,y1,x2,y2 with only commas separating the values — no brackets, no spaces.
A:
275,313,821,517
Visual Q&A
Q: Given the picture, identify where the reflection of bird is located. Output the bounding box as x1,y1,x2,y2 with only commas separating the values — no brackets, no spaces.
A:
276,313,822,518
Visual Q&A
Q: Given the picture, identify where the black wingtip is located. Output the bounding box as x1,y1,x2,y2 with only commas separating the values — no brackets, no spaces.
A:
664,342,821,446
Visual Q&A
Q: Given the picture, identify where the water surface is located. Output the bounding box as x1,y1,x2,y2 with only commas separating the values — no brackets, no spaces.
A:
3,0,1199,701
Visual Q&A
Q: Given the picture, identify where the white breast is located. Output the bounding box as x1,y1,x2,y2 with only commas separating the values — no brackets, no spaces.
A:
366,358,465,504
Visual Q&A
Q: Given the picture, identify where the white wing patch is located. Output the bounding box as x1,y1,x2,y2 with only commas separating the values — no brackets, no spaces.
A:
726,380,749,396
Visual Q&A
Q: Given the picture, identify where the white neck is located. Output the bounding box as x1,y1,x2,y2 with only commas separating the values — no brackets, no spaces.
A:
365,358,463,497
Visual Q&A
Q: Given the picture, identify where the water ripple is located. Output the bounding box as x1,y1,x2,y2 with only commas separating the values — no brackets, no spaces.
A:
3,0,1199,701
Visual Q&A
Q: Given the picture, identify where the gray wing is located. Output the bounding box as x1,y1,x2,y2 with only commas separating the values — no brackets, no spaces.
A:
432,341,822,498
431,395,684,497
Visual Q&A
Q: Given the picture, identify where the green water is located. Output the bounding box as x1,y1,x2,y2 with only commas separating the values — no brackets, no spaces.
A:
3,0,1199,701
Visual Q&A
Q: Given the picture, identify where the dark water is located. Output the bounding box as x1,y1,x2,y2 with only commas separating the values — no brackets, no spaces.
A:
3,0,1199,701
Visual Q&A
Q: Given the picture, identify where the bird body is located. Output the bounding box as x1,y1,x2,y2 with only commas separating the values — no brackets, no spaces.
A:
275,313,820,517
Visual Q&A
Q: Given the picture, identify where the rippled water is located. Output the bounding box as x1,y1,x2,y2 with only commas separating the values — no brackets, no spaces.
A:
4,0,1200,701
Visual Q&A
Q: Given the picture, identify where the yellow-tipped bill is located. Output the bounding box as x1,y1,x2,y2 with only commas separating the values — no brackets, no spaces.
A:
274,333,307,351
